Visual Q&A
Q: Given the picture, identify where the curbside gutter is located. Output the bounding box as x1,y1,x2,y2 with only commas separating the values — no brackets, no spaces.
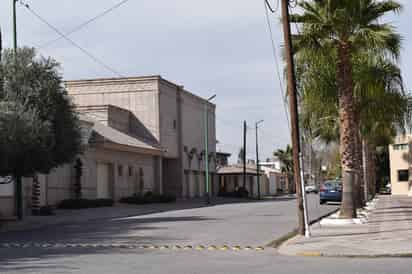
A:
267,208,340,249
296,252,412,259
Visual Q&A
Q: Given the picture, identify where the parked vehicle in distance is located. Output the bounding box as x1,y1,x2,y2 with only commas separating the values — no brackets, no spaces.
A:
380,183,391,195
320,180,342,204
305,185,318,194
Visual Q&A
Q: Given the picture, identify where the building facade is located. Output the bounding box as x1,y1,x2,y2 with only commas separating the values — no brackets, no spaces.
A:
0,76,217,218
65,76,217,199
389,134,412,196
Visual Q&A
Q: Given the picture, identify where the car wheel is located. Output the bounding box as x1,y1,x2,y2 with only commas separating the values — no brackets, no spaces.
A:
320,200,326,205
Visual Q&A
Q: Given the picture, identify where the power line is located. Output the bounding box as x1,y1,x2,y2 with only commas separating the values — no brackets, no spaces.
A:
263,0,291,134
37,0,132,49
264,0,280,13
21,2,123,77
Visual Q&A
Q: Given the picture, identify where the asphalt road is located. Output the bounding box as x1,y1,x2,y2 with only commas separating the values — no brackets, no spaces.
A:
1,195,411,274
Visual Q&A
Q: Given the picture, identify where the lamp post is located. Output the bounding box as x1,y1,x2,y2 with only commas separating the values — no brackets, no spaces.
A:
204,94,216,205
255,120,264,199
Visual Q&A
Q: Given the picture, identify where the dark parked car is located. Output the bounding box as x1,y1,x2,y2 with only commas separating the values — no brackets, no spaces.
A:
320,180,342,204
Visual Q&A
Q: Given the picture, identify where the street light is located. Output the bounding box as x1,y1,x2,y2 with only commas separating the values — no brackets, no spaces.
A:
204,94,216,205
255,120,264,200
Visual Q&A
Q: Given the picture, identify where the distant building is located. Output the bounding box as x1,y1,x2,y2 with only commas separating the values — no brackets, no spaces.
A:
216,164,289,197
217,164,267,197
259,158,282,171
389,134,412,196
216,152,231,168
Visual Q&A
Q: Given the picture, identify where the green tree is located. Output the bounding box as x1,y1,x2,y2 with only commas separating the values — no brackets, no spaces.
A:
291,0,402,218
0,47,82,219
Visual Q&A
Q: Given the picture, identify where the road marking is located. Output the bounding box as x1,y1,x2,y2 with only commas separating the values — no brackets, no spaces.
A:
0,243,266,252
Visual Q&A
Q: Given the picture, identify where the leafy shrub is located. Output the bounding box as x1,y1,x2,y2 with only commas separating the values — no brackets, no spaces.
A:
58,198,114,209
119,192,176,204
219,187,249,198
32,205,55,216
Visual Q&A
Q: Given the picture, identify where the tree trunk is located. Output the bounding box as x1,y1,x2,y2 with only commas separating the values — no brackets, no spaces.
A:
362,139,369,202
369,144,377,198
337,42,357,219
14,175,23,220
353,113,363,208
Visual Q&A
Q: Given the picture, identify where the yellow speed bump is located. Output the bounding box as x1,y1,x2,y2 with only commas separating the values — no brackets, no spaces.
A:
184,245,193,250
195,245,206,250
255,246,265,251
159,245,169,250
207,245,218,251
297,251,322,257
220,245,230,251
172,245,182,250
232,245,242,251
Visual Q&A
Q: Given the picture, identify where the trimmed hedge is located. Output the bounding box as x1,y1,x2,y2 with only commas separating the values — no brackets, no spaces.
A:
119,192,176,204
32,205,55,216
218,187,249,198
58,198,114,209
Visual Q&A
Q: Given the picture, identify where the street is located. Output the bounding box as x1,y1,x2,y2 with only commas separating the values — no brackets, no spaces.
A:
0,195,410,274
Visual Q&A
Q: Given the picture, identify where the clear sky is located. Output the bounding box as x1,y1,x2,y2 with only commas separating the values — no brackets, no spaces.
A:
0,0,410,163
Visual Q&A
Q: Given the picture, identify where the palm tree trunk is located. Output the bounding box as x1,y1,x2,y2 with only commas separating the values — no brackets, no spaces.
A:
362,139,369,202
353,113,363,208
337,42,357,219
369,144,377,198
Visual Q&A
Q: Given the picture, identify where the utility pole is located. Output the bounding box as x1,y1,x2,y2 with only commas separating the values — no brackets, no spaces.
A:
280,0,306,236
12,0,23,220
255,120,264,199
243,121,247,188
13,0,17,55
204,95,216,205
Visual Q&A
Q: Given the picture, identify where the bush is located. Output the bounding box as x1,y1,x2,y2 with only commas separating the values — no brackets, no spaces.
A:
219,187,249,198
32,205,55,216
58,198,114,209
119,192,176,204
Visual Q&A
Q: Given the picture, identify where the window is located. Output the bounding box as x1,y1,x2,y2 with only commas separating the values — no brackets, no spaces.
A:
393,144,408,150
398,170,409,182
118,165,123,177
128,166,133,177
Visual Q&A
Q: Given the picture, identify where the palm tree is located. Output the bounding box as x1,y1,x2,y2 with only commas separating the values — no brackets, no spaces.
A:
238,147,245,164
291,0,402,218
298,53,407,206
274,145,294,193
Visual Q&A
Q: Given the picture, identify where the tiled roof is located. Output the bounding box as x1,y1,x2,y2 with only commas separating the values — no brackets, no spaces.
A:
217,164,263,175
80,115,162,153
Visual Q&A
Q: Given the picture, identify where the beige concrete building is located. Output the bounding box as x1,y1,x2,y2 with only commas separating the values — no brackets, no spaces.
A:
0,76,217,218
65,75,216,199
389,134,412,196
216,164,270,197
0,113,163,218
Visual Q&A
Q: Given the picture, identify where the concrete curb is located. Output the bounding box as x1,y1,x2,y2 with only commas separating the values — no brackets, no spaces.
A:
267,208,340,249
296,252,412,259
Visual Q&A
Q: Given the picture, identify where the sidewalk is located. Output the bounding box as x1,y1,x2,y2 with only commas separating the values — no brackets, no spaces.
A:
0,196,278,233
279,195,412,257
